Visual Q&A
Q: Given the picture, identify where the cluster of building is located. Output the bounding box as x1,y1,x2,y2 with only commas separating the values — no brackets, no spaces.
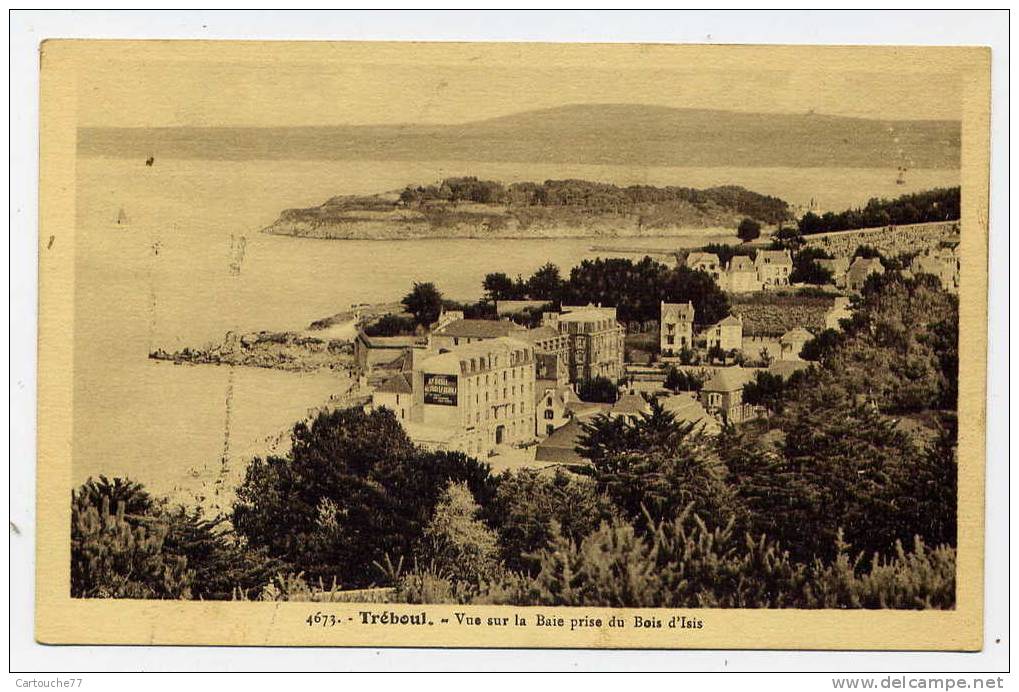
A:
659,300,818,362
360,304,625,458
682,249,793,293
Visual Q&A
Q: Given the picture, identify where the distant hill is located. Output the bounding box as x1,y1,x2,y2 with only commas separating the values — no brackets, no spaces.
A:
263,176,792,240
78,104,961,169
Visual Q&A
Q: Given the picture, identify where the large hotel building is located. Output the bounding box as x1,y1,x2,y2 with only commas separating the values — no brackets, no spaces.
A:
544,305,626,382
368,306,623,456
374,336,536,456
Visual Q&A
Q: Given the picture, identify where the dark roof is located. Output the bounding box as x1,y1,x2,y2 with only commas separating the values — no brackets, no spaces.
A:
520,326,562,343
564,400,612,418
535,420,588,464
376,372,412,394
432,319,524,339
702,367,754,393
359,333,421,348
611,393,650,416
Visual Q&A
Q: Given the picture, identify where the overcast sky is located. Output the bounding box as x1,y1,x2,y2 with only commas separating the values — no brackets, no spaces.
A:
76,46,964,128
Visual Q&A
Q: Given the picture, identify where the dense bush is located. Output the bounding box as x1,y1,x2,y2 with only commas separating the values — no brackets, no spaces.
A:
72,477,277,600
486,469,617,574
394,511,955,609
399,177,791,225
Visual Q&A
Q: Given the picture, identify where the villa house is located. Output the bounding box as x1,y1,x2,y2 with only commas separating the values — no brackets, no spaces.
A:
685,252,722,282
660,301,695,357
371,372,414,422
534,380,576,438
909,246,959,294
698,366,758,424
705,315,744,352
722,255,761,293
754,249,793,287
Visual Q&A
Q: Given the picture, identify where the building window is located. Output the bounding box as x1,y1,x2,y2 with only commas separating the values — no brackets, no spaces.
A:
544,409,554,420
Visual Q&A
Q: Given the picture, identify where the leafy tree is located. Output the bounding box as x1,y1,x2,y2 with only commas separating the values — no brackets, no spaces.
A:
741,371,787,412
417,482,501,586
401,282,444,326
486,469,616,574
663,366,686,392
482,272,521,302
526,263,565,301
576,376,619,404
790,246,835,285
71,477,278,600
796,188,959,235
577,400,741,528
362,314,418,337
662,266,731,325
800,328,843,364
731,387,932,564
737,217,762,242
232,407,497,587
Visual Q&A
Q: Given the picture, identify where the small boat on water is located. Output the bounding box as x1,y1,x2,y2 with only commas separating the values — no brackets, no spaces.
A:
115,207,129,226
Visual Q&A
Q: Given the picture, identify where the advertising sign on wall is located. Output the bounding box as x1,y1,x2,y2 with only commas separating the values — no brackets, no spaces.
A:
423,373,458,406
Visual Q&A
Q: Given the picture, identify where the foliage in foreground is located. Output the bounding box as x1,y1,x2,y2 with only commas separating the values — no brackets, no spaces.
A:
392,510,955,610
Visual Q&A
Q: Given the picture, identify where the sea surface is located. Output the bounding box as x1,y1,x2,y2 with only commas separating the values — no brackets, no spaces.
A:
73,157,960,499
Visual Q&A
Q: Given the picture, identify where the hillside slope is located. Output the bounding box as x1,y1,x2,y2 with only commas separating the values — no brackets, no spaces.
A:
78,104,961,169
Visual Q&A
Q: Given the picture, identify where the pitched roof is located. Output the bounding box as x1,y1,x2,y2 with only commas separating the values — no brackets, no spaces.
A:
611,393,651,416
780,327,814,343
661,301,694,321
359,333,421,348
535,380,574,406
418,336,533,373
716,315,743,327
431,319,524,339
658,393,721,435
376,372,413,394
534,419,588,465
727,255,755,272
701,366,754,392
817,257,850,273
564,400,612,418
686,252,720,267
849,257,884,274
519,326,562,343
755,250,793,266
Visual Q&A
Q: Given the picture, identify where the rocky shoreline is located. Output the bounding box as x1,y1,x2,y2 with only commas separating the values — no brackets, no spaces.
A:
149,329,356,373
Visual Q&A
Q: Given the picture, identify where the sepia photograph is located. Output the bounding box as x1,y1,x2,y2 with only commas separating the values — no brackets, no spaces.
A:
29,32,993,653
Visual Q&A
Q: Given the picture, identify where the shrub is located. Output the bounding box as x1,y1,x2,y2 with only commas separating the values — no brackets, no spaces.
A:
71,486,192,599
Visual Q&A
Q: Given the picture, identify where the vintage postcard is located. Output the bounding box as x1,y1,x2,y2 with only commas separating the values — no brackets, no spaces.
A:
36,40,989,649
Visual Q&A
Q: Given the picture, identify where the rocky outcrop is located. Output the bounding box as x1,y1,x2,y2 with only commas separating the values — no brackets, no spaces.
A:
149,330,355,372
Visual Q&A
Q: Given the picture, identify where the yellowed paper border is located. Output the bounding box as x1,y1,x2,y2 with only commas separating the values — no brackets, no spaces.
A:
36,40,990,650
